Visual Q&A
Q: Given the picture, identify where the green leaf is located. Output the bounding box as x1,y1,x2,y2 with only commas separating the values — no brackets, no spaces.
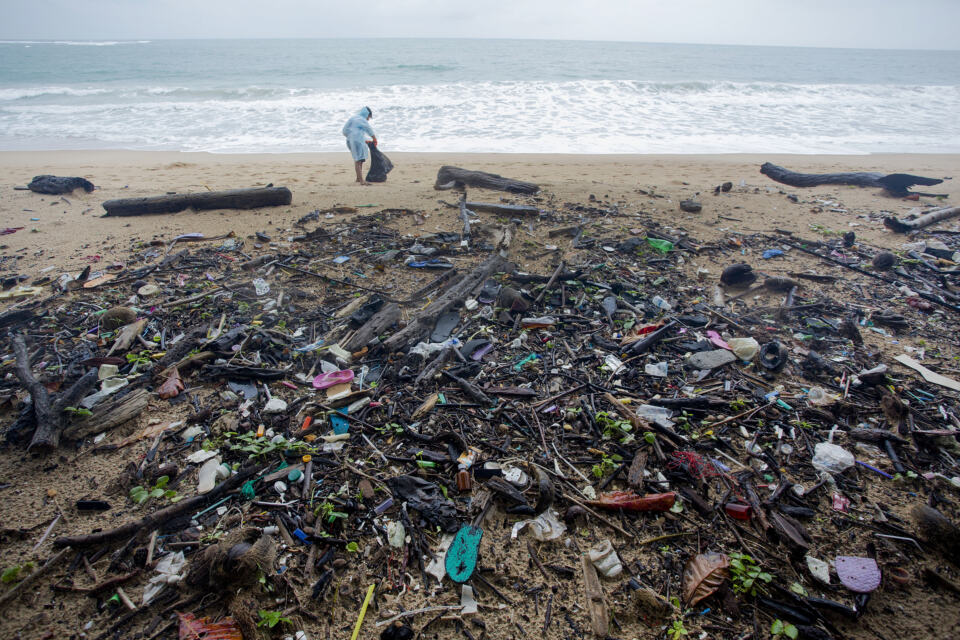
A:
346,541,359,553
771,620,784,635
785,623,799,639
154,475,169,489
789,581,807,596
758,572,773,582
1,566,21,583
149,488,165,499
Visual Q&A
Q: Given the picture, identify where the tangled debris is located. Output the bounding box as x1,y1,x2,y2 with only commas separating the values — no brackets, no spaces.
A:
1,170,960,640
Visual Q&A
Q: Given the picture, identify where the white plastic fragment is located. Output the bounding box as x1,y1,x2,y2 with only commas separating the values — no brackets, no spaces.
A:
806,555,831,585
197,457,221,494
588,539,623,578
511,510,567,541
460,584,478,615
142,551,186,605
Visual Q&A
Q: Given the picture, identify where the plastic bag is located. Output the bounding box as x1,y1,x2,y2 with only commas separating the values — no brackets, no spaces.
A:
811,442,855,474
365,141,393,183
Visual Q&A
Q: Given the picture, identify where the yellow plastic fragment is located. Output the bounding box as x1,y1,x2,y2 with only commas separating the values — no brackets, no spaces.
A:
350,583,376,640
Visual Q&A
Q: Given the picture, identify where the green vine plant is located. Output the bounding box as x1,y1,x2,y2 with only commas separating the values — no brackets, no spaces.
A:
591,452,622,478
130,475,181,505
666,618,688,639
728,553,772,596
215,430,318,459
256,609,292,629
594,411,634,443
771,619,799,639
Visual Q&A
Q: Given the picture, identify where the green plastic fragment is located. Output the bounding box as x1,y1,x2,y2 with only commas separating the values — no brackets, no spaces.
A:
445,525,483,583
240,480,256,500
647,238,674,253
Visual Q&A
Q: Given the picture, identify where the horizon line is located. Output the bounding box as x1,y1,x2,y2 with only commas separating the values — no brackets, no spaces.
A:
0,36,958,54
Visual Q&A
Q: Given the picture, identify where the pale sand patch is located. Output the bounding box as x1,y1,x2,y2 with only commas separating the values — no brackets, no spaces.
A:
0,150,957,279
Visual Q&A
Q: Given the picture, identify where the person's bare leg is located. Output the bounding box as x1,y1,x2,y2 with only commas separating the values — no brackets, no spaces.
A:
354,160,365,183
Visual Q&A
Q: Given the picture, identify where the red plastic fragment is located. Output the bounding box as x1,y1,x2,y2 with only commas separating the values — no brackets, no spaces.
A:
586,491,676,512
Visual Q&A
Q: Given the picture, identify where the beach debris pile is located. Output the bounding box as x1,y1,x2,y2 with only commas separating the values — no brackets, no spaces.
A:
1,179,960,640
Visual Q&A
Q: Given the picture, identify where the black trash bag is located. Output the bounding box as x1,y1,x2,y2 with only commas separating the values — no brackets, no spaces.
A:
365,141,393,183
28,175,95,195
385,475,460,532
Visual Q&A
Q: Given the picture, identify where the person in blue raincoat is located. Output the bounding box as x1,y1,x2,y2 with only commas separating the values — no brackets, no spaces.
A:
342,106,378,185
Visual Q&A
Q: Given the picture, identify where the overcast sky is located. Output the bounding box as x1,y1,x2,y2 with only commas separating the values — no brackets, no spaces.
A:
2,0,958,50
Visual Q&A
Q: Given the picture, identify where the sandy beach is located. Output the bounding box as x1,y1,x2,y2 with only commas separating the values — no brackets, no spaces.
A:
2,151,959,279
2,151,960,640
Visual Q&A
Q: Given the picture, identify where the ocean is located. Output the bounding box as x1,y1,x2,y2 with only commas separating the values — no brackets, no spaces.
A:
1,38,959,154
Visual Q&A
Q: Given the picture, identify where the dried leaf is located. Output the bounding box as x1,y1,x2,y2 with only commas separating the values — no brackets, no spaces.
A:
177,612,242,640
157,367,184,399
683,551,730,605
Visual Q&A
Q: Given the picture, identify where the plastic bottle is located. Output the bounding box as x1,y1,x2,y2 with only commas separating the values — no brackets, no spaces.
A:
650,295,673,312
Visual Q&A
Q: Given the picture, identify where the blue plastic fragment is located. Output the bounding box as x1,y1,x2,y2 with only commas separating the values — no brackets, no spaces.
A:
293,527,309,543
331,409,350,435
408,259,454,269
445,525,483,584
762,249,784,259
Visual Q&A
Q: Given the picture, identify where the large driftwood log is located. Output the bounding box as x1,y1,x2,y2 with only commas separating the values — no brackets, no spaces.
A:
13,335,99,452
382,253,513,352
102,186,292,216
343,302,401,351
760,162,944,197
435,166,539,194
884,206,960,233
62,387,150,440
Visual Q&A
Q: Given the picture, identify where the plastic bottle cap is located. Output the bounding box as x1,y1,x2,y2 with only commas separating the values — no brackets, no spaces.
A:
302,454,312,463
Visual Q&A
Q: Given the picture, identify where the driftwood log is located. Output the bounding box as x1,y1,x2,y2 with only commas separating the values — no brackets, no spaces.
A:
435,166,538,194
760,162,944,197
62,387,150,441
884,206,960,233
382,252,513,352
343,302,401,351
102,186,292,216
13,335,99,452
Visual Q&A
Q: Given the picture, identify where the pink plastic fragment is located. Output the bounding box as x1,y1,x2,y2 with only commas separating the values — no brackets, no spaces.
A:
706,331,730,350
835,556,881,593
313,369,355,390
831,492,850,512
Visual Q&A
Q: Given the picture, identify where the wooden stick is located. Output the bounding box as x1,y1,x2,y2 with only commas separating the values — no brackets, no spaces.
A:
54,465,259,548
